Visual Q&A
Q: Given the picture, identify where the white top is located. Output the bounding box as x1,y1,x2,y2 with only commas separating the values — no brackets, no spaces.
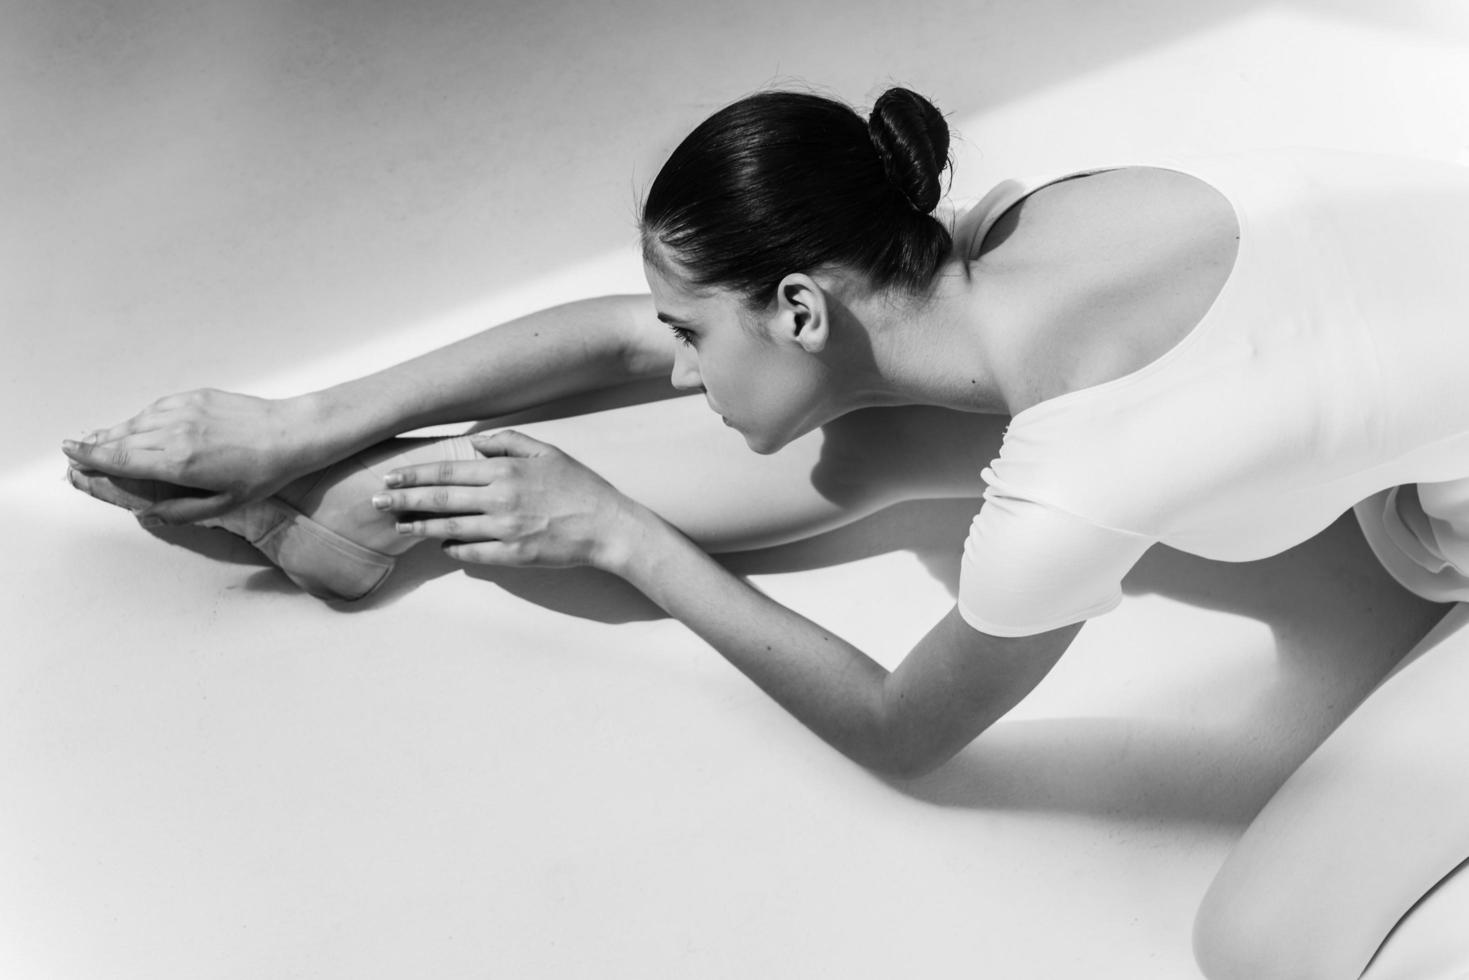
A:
953,147,1469,636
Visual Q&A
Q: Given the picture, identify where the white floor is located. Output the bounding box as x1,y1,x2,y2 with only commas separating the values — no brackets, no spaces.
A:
5,2,1469,977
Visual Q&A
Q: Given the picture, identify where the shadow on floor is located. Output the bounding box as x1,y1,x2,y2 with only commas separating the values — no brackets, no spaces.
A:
135,405,1450,834
895,513,1450,828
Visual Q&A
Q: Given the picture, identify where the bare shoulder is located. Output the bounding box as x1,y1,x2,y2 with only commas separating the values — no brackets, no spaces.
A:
978,166,1235,268
982,167,1241,409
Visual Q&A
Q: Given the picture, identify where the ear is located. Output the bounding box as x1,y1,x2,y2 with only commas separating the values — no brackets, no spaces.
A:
771,274,829,353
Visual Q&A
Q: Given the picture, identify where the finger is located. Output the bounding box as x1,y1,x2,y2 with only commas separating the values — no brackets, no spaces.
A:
151,392,195,411
83,408,170,446
394,515,501,541
139,493,236,525
60,437,172,479
442,540,524,565
469,429,553,459
78,405,178,446
383,458,505,489
66,423,165,451
372,485,486,514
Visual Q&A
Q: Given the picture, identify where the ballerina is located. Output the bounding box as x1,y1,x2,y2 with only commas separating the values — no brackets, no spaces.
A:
66,86,1469,978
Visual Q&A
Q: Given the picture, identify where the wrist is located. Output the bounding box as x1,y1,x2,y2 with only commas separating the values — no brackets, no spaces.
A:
594,498,677,579
287,385,393,468
276,391,342,473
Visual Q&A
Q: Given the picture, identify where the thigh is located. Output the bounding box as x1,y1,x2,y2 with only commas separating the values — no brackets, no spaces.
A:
1193,602,1469,980
493,396,1002,553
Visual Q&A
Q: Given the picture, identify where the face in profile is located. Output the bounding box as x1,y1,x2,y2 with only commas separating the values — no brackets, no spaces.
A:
643,258,835,455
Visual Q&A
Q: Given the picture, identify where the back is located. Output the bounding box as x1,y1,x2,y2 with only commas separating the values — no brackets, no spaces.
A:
956,146,1469,636
962,165,1241,414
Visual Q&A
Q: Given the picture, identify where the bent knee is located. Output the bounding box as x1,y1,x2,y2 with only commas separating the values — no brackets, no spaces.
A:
1193,885,1286,980
1192,867,1376,980
813,406,1001,506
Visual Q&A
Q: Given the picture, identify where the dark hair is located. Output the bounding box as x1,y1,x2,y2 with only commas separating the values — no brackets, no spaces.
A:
640,87,954,304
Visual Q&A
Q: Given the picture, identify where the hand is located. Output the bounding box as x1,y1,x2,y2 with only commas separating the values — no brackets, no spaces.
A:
374,430,652,571
60,389,319,524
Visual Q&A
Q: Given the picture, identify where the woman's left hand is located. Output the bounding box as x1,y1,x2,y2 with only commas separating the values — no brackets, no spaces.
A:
373,430,651,571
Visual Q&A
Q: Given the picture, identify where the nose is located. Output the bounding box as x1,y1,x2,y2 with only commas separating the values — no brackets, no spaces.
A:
669,344,703,392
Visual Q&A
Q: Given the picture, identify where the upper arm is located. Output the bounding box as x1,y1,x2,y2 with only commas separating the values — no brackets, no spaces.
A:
958,474,1154,637
881,606,1082,777
616,293,677,379
879,477,1155,776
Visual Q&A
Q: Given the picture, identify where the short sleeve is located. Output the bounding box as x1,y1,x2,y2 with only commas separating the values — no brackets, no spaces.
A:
957,468,1155,637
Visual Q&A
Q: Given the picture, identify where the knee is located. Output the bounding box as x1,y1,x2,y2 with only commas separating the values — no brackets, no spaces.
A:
1192,883,1277,980
812,406,997,507
810,409,910,510
1192,868,1356,980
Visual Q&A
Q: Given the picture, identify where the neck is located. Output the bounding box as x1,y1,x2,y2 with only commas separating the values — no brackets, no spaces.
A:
835,258,1020,415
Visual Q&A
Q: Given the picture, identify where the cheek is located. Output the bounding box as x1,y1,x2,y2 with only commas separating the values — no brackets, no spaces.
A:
696,331,821,440
715,347,787,408
740,358,824,444
698,337,761,400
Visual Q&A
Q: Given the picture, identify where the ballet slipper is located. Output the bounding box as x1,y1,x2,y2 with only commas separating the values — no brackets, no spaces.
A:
65,435,478,602
66,468,163,514
68,465,395,600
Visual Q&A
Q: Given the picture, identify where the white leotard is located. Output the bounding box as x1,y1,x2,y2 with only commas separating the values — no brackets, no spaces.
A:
954,147,1469,637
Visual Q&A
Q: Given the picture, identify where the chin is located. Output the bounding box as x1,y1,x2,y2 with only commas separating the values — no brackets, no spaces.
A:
736,428,773,454
739,426,796,456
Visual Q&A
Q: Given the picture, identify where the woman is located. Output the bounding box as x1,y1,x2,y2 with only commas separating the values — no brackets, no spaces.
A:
63,87,1469,978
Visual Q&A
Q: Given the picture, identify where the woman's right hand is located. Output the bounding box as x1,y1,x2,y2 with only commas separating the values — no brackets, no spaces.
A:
61,389,324,524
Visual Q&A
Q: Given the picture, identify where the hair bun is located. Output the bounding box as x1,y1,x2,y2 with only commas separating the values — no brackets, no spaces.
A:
867,87,951,214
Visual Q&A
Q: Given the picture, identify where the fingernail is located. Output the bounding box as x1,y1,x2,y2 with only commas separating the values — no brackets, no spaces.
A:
383,473,403,488
61,440,78,452
138,515,164,529
371,493,391,509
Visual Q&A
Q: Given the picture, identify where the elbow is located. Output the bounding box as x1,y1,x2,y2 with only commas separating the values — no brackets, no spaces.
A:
864,693,970,780
612,293,674,379
867,740,958,781
865,687,971,780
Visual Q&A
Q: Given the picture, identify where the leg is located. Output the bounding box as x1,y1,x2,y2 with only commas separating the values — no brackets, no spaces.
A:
1193,602,1469,980
71,394,1003,596
497,396,1001,553
69,436,481,600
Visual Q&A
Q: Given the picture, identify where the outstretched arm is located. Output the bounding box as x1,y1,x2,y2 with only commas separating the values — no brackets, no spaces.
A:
306,293,671,446
379,430,1080,776
617,505,1081,776
62,293,671,523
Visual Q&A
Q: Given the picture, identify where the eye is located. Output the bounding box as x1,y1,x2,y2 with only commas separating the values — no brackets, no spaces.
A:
670,325,695,347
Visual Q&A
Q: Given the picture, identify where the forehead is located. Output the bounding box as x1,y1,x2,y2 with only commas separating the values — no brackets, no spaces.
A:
642,240,767,330
643,240,699,288
643,251,725,315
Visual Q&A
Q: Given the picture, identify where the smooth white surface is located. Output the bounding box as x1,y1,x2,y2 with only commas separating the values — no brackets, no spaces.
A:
4,2,1468,977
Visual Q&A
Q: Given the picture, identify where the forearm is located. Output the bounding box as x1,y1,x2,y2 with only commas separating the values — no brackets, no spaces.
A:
609,508,907,774
297,293,661,463
380,438,1061,777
